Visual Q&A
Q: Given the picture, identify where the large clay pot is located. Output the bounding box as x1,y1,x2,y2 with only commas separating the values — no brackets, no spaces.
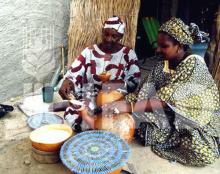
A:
94,113,135,143
96,90,124,107
83,78,134,143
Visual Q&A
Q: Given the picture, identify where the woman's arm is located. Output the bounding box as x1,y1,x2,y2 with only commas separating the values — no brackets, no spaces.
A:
102,99,166,114
60,48,89,100
80,109,96,129
119,49,141,94
134,99,166,112
80,98,166,129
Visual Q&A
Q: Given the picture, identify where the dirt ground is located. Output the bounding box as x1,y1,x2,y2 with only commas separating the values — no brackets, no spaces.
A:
0,138,72,174
0,95,220,174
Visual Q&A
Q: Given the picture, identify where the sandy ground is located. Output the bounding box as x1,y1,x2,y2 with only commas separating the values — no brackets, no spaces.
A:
0,92,220,174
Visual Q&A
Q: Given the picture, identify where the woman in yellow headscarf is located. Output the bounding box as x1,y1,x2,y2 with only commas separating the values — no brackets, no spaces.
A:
102,17,220,166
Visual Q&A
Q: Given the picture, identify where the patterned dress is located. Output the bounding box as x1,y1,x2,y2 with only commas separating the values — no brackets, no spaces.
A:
129,54,219,166
64,44,140,131
65,44,140,97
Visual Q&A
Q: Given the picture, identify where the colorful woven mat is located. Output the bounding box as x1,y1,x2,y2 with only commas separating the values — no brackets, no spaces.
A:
60,130,130,174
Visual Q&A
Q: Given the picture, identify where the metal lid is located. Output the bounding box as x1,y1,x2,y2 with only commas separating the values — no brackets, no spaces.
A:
60,130,130,174
27,113,64,129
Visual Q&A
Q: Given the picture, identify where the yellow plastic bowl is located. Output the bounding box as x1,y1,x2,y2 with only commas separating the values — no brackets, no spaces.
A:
30,124,73,152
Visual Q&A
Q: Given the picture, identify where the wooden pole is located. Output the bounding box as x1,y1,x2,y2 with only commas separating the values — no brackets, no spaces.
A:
61,44,65,77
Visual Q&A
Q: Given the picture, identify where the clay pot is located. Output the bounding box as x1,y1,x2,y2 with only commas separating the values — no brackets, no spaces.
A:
94,113,135,143
96,90,124,107
80,108,135,143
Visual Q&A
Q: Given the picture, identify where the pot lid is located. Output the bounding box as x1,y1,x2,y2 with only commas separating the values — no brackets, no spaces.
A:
27,113,64,129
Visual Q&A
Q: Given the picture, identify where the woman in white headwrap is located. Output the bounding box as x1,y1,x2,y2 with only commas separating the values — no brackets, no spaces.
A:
59,16,140,131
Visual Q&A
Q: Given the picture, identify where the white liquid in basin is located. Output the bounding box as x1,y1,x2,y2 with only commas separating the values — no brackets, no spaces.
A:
36,130,70,144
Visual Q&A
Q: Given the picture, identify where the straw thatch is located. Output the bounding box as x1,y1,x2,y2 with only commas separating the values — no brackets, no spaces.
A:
205,4,220,90
68,0,141,64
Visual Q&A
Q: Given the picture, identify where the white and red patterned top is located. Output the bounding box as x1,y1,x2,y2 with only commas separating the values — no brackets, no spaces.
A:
65,44,141,97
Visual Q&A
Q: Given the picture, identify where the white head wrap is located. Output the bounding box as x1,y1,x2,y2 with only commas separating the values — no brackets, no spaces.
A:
103,16,125,34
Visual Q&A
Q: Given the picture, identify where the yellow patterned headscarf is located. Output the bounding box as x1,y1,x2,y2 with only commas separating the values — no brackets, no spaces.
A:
159,17,193,45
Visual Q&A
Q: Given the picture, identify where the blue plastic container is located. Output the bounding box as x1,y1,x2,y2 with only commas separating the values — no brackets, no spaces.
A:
191,43,208,57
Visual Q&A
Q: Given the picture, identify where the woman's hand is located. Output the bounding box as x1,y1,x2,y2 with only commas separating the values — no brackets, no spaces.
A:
102,80,124,91
48,101,69,112
58,79,75,100
101,100,131,116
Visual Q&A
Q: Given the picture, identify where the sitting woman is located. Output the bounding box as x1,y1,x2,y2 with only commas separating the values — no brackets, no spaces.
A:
102,17,220,166
58,16,140,132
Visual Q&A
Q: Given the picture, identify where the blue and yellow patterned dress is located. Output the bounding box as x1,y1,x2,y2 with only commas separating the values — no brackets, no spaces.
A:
128,54,220,166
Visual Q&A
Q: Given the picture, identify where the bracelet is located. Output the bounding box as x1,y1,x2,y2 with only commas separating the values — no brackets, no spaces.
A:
130,102,134,113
